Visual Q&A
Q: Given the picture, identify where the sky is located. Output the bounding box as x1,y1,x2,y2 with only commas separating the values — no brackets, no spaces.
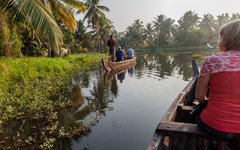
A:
99,0,240,32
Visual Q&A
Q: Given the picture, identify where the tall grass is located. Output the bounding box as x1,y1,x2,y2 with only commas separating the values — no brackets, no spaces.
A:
0,53,104,121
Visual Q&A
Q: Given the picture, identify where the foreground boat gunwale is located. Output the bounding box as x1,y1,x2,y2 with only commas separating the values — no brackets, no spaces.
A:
147,59,205,150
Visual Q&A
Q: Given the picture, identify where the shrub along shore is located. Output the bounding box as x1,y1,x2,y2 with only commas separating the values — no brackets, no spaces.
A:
0,53,105,122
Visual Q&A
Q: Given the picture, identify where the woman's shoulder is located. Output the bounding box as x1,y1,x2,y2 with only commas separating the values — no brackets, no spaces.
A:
204,50,240,62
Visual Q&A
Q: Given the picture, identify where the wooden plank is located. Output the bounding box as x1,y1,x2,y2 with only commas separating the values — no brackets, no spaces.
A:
156,121,208,137
146,133,163,150
181,105,193,111
161,93,185,122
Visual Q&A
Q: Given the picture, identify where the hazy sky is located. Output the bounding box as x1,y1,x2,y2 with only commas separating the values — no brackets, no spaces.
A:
100,0,240,32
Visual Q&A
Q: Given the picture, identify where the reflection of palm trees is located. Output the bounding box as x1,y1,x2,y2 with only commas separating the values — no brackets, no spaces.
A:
111,75,118,97
135,51,195,81
90,69,118,116
173,53,195,81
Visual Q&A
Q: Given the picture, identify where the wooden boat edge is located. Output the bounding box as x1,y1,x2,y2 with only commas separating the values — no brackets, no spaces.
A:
146,59,201,150
102,56,137,72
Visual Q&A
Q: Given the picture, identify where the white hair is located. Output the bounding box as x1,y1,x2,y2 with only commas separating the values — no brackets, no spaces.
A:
219,19,240,50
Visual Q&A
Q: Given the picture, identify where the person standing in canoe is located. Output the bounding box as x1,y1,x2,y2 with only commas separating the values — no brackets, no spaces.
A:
195,19,240,149
107,35,116,62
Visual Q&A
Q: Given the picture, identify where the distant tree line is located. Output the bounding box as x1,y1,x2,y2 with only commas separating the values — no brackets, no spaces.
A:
117,11,240,49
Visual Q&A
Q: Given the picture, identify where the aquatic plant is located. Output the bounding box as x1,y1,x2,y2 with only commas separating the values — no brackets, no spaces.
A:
0,53,104,121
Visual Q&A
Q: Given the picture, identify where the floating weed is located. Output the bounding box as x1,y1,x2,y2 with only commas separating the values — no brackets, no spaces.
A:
192,54,204,59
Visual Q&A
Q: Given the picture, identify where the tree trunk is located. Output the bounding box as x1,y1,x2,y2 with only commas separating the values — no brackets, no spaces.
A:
0,11,11,57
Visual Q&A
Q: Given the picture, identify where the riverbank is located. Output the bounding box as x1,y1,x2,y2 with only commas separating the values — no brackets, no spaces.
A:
0,53,105,122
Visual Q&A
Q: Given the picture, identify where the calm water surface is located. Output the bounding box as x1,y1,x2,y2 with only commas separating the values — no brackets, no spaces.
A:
1,50,207,149
69,51,204,150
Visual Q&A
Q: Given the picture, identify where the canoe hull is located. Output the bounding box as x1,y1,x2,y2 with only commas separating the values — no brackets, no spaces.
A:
102,57,137,72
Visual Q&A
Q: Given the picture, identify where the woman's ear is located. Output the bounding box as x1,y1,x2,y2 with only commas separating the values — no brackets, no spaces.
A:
219,41,226,52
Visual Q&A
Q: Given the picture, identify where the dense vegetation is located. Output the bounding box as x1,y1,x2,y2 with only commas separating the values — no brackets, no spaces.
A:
0,0,113,57
0,53,104,121
118,12,240,49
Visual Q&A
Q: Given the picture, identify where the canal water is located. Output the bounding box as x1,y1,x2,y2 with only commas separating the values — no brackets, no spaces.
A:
1,50,207,149
69,50,204,150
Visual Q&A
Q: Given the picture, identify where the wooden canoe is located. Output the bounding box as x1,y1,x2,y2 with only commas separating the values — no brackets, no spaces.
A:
102,56,137,72
147,59,240,150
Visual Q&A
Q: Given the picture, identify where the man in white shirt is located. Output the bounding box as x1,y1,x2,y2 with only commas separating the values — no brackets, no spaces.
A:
126,47,135,59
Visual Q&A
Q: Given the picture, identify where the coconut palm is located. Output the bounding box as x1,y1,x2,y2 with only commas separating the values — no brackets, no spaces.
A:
153,14,167,33
230,13,240,21
143,23,155,46
175,11,202,46
153,15,176,45
83,0,110,29
0,0,63,57
88,16,114,52
0,11,11,57
178,11,199,31
215,13,230,33
0,0,87,57
159,18,176,44
199,13,217,43
153,14,167,45
47,0,87,32
125,19,145,47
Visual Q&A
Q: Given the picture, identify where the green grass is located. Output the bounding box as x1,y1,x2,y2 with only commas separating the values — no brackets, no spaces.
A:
0,53,104,121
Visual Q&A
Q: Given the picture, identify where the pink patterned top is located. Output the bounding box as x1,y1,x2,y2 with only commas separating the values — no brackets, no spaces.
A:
200,50,240,77
200,50,240,133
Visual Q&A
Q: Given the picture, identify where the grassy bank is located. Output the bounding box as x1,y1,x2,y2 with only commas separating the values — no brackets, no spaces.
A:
0,53,105,121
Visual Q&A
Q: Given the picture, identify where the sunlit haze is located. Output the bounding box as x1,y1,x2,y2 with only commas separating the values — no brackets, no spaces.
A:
100,0,240,32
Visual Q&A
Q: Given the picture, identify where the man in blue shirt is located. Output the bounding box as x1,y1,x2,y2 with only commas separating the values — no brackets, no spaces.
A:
116,46,124,61
127,47,135,59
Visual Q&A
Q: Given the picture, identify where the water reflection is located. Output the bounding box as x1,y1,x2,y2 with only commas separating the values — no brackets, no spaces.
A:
0,50,206,149
135,51,196,81
117,71,126,83
110,75,118,97
128,67,134,77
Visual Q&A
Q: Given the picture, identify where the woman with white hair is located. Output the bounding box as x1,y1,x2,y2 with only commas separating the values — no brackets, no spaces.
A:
196,19,240,149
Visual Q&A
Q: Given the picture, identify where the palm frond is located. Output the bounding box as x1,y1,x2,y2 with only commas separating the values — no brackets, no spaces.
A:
96,5,109,12
51,3,77,32
0,0,63,52
63,0,87,12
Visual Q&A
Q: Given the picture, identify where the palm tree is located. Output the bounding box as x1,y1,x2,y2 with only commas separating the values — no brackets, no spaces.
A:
215,13,230,33
178,11,199,31
159,18,176,44
230,13,240,20
153,14,167,33
175,11,202,46
47,0,87,32
0,0,63,57
88,16,114,52
0,0,87,57
153,15,176,45
199,13,216,43
153,15,167,45
83,0,110,29
143,23,155,46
